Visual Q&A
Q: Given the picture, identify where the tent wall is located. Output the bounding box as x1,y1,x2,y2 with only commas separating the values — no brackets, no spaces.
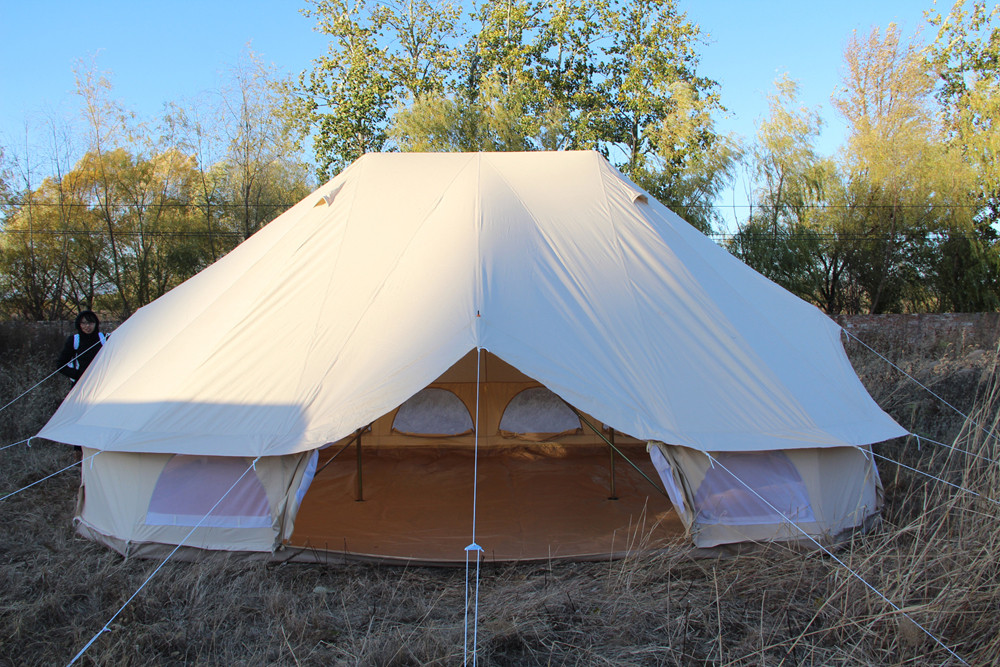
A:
322,350,644,452
76,447,315,555
649,443,882,548
38,152,907,459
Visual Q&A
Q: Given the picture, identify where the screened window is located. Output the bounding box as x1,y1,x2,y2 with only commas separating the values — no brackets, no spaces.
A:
499,387,580,435
146,455,271,528
693,451,815,526
392,388,474,436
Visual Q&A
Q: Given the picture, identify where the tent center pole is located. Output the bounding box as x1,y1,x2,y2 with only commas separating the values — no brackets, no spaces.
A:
355,428,364,502
608,427,618,500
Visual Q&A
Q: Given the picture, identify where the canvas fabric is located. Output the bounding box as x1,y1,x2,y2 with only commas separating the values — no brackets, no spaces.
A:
75,447,315,554
38,152,905,458
648,443,882,548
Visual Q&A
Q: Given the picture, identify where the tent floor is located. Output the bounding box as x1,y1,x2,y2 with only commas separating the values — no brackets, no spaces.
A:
286,443,685,564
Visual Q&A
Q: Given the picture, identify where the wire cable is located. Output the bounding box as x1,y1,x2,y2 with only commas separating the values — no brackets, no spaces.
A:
872,449,1000,509
907,432,1000,467
463,346,485,667
707,454,968,666
67,456,261,667
843,329,999,445
0,450,99,502
0,437,33,452
0,338,105,417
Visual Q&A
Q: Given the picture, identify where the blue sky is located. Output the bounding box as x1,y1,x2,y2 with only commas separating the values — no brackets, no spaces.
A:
1,0,930,228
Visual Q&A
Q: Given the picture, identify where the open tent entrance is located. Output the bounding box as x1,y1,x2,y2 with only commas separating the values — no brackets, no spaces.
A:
287,350,685,563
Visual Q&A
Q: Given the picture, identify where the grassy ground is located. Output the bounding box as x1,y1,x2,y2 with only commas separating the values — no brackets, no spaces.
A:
0,317,997,666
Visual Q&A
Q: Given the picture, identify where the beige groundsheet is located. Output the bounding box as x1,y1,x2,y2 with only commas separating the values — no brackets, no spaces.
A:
288,444,684,563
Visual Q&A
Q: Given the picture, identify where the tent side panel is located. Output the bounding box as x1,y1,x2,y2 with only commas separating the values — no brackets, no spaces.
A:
76,448,306,553
650,444,881,548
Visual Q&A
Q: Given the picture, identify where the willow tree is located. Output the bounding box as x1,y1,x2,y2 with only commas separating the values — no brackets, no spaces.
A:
729,77,846,312
926,0,1000,310
833,24,974,313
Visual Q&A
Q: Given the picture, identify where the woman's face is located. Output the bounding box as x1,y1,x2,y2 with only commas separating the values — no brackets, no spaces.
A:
80,319,96,334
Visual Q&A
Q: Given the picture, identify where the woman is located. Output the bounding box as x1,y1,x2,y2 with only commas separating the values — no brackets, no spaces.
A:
57,310,106,384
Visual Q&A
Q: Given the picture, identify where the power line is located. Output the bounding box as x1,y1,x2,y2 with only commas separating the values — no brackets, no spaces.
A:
0,200,991,211
0,228,247,239
0,228,992,243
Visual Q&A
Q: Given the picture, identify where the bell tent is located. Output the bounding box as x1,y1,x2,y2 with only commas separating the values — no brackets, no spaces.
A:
38,151,905,563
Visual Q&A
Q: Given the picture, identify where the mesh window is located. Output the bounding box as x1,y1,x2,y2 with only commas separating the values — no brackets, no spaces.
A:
499,387,580,435
392,388,474,436
693,451,815,526
146,455,271,528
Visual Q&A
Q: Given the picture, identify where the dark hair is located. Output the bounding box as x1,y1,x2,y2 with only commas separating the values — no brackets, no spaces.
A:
75,310,100,331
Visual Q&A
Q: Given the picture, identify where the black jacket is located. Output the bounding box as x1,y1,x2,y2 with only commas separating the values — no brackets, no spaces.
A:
57,313,106,383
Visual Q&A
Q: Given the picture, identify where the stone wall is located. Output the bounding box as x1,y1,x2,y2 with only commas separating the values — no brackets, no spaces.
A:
834,313,1000,357
2,314,998,364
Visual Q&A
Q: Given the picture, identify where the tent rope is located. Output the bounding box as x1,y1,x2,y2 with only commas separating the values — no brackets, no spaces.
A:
907,432,1000,466
1,437,33,452
707,454,969,666
463,346,485,667
0,338,104,417
0,451,99,502
843,329,998,445
67,456,262,667
871,450,1000,509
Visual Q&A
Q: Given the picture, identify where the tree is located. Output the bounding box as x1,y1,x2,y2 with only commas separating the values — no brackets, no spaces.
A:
359,0,733,230
927,0,1000,226
832,24,974,313
288,0,462,179
926,1,1000,310
219,48,312,239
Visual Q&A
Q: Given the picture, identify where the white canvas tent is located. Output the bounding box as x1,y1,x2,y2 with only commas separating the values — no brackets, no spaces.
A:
39,151,905,561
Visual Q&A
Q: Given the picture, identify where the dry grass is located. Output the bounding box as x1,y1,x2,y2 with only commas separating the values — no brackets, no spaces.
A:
1,318,998,666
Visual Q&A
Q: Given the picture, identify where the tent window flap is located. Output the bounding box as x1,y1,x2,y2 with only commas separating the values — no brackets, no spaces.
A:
693,451,816,527
146,455,272,528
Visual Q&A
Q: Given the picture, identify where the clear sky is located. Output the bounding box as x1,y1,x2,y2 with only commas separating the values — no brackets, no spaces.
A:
1,0,931,227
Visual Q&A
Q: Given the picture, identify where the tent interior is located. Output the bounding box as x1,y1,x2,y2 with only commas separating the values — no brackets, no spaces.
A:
71,347,882,565
287,350,684,564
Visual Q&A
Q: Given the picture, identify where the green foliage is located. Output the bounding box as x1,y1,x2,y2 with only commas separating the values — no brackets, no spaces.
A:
735,24,999,315
295,0,735,231
288,0,463,179
928,1,1000,233
833,24,979,313
4,5,1000,318
0,53,312,320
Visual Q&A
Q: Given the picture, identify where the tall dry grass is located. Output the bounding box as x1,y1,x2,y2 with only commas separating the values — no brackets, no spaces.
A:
0,317,997,666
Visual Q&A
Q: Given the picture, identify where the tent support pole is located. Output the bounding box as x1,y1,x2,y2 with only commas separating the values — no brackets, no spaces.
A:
608,428,618,500
314,432,361,477
565,404,669,500
355,428,364,502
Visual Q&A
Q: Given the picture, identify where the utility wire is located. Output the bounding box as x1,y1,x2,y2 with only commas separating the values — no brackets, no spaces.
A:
67,456,262,667
708,454,969,666
0,451,99,503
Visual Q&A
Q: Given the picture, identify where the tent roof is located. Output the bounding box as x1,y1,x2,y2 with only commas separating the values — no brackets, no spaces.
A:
39,151,906,456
